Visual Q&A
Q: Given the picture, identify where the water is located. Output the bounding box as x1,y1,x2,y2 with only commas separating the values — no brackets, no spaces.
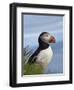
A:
45,41,63,74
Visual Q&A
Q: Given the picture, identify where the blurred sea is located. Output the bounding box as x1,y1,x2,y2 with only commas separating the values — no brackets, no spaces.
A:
45,41,63,74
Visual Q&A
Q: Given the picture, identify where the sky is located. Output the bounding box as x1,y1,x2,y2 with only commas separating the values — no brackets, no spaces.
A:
23,14,64,48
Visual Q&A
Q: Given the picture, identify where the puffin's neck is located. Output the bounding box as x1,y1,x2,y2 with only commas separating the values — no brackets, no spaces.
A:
38,38,50,50
38,43,50,50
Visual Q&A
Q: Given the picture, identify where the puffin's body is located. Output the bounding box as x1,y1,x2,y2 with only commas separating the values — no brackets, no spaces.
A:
28,32,55,70
36,47,53,69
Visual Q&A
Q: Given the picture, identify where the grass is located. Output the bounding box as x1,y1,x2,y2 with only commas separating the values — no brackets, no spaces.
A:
24,63,43,75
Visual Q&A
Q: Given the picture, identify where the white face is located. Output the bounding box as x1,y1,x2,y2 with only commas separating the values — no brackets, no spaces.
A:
40,33,55,44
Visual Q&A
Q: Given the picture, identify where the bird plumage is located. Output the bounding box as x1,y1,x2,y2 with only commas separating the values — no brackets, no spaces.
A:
35,47,53,69
28,32,55,71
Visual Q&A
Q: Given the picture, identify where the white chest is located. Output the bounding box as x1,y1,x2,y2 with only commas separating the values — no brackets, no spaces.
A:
36,47,53,68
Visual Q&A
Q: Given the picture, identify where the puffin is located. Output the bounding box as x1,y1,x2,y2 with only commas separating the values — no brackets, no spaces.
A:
28,32,56,71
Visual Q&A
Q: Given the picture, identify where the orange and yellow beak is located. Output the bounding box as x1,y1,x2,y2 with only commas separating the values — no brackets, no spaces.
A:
49,36,56,43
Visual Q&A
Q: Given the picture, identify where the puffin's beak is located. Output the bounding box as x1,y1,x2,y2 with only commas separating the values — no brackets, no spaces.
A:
49,36,56,43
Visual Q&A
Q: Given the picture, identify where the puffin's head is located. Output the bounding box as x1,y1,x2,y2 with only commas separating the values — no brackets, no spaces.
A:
38,32,56,45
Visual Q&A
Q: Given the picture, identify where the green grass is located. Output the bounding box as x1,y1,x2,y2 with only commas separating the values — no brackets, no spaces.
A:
23,63,43,75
